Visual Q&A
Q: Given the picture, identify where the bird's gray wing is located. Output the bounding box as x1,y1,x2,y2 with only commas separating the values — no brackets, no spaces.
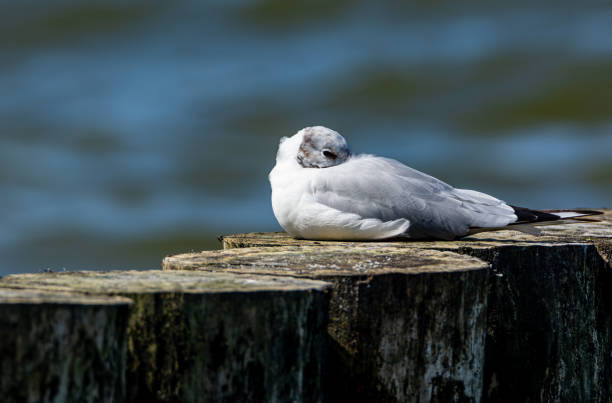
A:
311,156,517,239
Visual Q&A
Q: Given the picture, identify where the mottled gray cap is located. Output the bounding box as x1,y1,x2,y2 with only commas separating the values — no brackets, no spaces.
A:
296,126,351,168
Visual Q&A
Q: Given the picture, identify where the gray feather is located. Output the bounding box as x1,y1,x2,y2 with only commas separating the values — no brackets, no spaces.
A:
312,155,517,239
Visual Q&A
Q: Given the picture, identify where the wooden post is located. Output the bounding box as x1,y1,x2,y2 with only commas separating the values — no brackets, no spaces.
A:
219,209,612,403
163,246,491,403
0,289,131,403
0,270,330,403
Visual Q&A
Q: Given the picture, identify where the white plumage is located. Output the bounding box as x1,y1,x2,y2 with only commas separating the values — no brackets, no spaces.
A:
269,126,598,240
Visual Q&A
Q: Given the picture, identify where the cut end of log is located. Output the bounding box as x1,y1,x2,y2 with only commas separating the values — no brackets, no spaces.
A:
162,244,491,402
0,269,331,403
0,269,330,295
163,246,489,278
0,288,132,305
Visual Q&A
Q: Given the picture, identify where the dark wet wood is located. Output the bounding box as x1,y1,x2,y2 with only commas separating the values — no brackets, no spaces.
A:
214,209,612,403
0,289,132,403
0,270,329,403
164,246,491,402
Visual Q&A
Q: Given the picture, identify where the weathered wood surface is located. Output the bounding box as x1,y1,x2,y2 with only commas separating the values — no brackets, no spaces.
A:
218,209,612,403
0,270,330,403
164,246,491,402
0,289,132,403
220,209,612,263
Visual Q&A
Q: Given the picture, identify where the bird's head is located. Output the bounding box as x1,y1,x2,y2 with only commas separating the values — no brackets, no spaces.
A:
276,126,351,168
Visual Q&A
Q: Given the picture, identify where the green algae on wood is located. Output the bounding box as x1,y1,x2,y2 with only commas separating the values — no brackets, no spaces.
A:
0,270,330,403
163,246,490,403
0,289,132,403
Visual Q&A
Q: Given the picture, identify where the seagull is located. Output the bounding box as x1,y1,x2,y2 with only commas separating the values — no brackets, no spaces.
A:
269,126,602,241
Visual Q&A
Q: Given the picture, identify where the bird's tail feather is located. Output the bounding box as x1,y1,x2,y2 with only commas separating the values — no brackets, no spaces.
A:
510,207,603,224
466,208,603,237
537,209,603,220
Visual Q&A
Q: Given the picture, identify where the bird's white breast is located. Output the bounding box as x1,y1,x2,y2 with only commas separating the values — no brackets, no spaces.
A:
269,161,316,237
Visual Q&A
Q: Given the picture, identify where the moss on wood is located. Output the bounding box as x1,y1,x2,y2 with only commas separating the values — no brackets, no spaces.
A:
0,270,330,403
163,246,490,402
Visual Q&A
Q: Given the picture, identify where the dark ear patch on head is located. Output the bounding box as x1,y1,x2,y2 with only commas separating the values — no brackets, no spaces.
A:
300,132,314,146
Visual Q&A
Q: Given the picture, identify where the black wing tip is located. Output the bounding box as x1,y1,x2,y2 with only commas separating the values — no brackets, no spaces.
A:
510,206,604,224
510,206,559,223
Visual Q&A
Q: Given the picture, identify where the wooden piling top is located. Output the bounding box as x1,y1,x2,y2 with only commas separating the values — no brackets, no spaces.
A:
0,287,132,305
163,245,489,278
0,269,330,295
218,209,612,266
221,209,611,248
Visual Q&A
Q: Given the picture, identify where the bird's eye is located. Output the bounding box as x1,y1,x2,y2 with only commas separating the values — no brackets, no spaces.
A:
322,150,337,159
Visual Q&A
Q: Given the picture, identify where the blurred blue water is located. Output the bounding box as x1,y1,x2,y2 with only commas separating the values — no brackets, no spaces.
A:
1,2,611,275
